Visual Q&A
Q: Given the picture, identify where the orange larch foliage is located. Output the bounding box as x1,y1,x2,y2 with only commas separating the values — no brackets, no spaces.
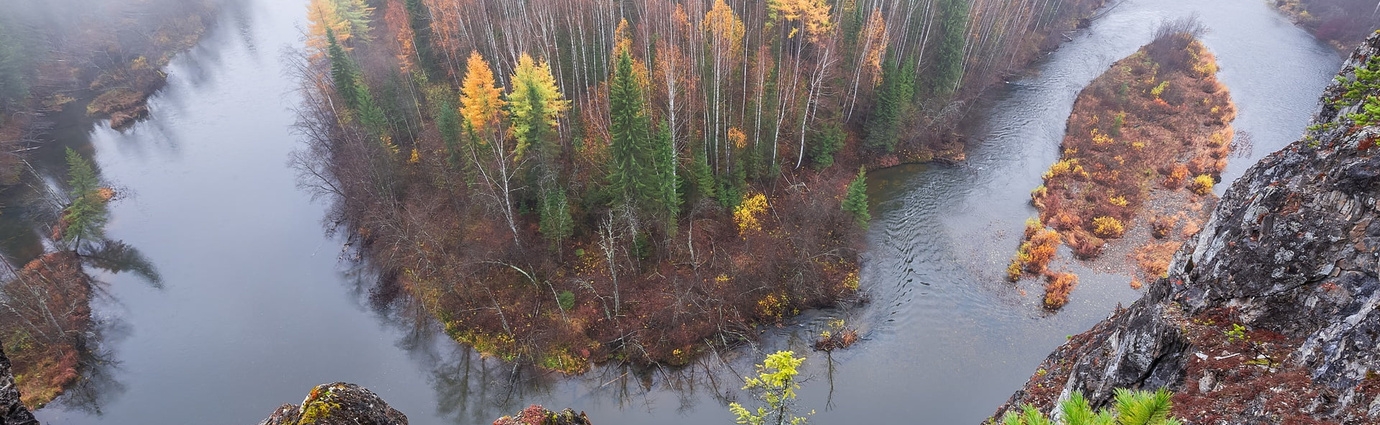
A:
459,51,505,134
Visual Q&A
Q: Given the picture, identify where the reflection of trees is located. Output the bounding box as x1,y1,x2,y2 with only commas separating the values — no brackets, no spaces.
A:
82,240,162,289
50,311,130,416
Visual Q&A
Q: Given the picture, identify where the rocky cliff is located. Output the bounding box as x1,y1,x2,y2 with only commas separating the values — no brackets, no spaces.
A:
1,347,38,425
994,31,1380,423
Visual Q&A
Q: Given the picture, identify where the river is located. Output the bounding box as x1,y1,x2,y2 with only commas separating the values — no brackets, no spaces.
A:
18,0,1339,424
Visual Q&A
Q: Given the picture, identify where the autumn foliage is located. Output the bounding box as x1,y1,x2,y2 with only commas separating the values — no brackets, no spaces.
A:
0,253,93,408
1016,23,1236,310
293,0,1109,369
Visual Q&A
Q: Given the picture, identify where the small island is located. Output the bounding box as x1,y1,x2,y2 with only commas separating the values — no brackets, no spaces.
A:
1010,19,1238,309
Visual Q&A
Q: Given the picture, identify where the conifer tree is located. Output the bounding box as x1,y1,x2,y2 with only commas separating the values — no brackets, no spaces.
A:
507,53,568,160
326,27,359,110
608,51,652,211
865,60,915,152
842,166,869,228
931,0,969,96
61,148,108,249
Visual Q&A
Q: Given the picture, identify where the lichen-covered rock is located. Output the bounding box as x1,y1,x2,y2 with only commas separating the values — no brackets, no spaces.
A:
259,383,406,425
492,405,591,425
1,347,38,425
995,31,1380,423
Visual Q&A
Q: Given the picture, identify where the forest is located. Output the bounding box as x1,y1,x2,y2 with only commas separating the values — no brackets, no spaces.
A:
295,0,1107,370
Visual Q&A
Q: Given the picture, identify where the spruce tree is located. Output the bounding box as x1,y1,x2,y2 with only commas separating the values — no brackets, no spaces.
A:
608,51,651,211
931,0,969,96
843,166,870,228
326,27,359,110
865,60,916,152
62,148,108,249
652,120,680,224
402,0,442,78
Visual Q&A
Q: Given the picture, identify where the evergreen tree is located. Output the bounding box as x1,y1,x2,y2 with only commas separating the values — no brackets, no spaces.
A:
402,0,442,78
652,120,680,223
608,51,652,210
842,166,869,228
810,123,844,169
931,0,969,96
61,148,108,249
691,143,716,201
433,98,462,168
865,60,915,152
326,27,359,110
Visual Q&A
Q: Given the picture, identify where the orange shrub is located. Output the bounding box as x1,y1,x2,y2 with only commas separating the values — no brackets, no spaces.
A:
1163,164,1189,188
1024,229,1061,275
1043,272,1079,309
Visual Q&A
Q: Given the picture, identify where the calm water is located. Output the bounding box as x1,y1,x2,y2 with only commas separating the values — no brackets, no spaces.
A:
21,0,1339,424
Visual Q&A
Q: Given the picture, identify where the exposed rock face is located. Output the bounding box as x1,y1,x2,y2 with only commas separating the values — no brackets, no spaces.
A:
1,347,38,425
492,405,592,425
259,383,406,425
994,32,1380,423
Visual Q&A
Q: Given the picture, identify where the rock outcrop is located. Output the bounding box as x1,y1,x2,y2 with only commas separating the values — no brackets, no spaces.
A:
492,405,592,425
1,347,38,425
994,31,1380,423
259,383,406,425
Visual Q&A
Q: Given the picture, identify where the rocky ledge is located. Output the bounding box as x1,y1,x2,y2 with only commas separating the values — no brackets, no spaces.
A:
994,31,1380,423
1,347,38,425
259,383,407,425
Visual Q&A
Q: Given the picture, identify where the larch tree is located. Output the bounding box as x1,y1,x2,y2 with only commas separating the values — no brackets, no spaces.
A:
507,53,569,161
459,51,520,241
507,53,570,243
307,0,374,55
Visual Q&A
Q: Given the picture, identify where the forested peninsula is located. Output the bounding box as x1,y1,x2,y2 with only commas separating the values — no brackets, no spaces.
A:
295,0,1106,370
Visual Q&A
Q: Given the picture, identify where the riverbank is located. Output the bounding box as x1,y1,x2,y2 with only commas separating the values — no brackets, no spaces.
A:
1011,23,1237,309
1271,0,1379,54
0,252,93,408
996,31,1380,421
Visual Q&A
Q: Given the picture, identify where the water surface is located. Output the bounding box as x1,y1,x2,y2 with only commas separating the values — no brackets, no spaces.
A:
25,0,1340,423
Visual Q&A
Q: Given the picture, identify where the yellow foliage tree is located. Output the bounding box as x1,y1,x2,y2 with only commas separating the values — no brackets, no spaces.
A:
769,0,834,43
306,0,374,55
734,193,769,235
703,0,745,62
460,51,505,134
508,53,570,159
